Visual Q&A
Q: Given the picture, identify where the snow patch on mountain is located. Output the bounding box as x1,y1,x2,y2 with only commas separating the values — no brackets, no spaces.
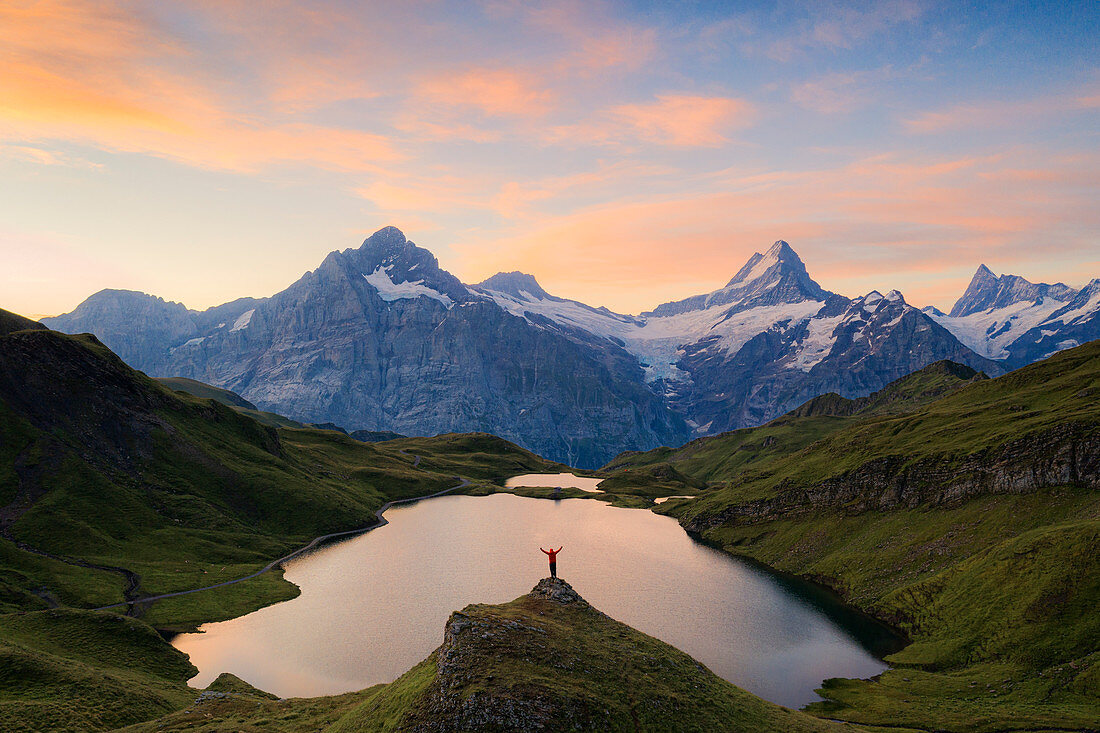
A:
365,265,455,308
1050,284,1100,326
927,297,1072,359
230,309,255,332
479,279,827,383
788,315,843,372
476,286,636,337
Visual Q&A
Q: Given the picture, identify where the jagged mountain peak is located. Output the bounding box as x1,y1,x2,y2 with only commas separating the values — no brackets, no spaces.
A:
950,265,1077,318
327,226,471,308
853,289,904,313
646,239,832,318
358,225,407,251
475,271,552,301
725,239,806,288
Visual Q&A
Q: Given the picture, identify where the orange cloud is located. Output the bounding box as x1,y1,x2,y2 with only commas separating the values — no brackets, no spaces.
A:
613,95,756,146
551,94,757,148
0,0,402,173
416,68,555,118
449,148,1100,313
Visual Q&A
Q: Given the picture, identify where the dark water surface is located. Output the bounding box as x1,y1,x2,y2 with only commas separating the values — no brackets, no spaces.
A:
172,493,897,708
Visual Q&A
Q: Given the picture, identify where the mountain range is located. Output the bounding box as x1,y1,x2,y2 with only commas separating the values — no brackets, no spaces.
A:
42,227,1100,467
922,263,1100,366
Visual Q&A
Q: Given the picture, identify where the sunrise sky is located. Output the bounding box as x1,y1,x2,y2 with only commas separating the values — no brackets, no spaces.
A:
2,0,1098,318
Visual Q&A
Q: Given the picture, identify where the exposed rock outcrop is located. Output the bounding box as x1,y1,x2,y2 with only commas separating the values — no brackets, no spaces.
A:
685,422,1100,533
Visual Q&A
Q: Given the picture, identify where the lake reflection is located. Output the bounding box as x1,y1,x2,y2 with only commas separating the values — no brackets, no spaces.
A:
504,472,604,492
172,493,892,708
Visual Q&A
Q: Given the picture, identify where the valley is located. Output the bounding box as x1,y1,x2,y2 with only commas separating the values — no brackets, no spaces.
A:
0,306,1097,731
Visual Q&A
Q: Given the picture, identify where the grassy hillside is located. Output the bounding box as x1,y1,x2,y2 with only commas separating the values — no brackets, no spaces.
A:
600,359,985,487
0,329,560,627
0,325,568,731
609,342,1100,731
155,376,259,410
0,610,197,732
122,579,851,733
0,307,47,337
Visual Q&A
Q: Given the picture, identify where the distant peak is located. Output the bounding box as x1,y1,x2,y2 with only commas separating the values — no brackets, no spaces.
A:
359,226,407,251
725,239,808,288
863,290,884,303
949,262,1077,318
475,271,551,300
885,289,904,303
766,240,795,257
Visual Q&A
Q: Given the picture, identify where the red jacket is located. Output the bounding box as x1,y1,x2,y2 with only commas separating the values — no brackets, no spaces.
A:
541,547,562,562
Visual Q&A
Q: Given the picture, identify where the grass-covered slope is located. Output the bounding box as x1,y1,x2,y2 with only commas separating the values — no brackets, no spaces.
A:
0,323,566,732
0,328,560,629
0,610,197,732
155,376,259,410
0,307,47,337
601,359,986,486
124,579,850,733
611,342,1100,732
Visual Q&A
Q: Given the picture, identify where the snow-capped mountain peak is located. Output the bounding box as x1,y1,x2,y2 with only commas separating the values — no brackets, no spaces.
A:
646,240,832,318
348,227,470,307
950,265,1077,318
928,266,1093,364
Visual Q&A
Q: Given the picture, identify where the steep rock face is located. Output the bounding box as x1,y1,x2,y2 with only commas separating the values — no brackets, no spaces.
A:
45,229,1016,465
670,289,999,434
1002,279,1100,368
40,291,260,375
135,228,687,468
646,240,830,317
42,290,199,373
481,244,999,437
949,264,1076,318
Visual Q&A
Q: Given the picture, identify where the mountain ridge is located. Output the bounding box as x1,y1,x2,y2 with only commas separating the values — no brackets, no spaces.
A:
43,227,1091,466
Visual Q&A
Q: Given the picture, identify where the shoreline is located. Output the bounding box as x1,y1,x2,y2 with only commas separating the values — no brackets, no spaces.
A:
94,474,471,616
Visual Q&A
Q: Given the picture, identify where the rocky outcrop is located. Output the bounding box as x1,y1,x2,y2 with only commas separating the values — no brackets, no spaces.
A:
684,422,1100,533
400,578,833,732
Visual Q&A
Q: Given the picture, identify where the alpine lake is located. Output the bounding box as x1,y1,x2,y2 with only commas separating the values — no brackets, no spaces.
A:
172,476,900,709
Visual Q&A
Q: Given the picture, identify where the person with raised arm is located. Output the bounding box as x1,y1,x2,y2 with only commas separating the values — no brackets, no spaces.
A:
540,546,562,578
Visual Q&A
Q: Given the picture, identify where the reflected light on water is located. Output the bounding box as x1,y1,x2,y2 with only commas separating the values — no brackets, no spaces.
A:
504,472,604,492
172,493,889,708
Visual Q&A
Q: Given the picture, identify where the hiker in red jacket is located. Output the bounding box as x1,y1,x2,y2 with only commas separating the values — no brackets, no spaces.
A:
541,546,562,578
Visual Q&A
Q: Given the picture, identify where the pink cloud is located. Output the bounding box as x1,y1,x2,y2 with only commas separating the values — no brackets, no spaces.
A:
903,87,1100,133
551,94,757,148
415,68,556,118
450,148,1100,313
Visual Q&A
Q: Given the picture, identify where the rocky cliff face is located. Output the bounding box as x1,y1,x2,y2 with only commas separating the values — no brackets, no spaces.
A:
670,289,998,434
684,421,1100,533
46,228,686,468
